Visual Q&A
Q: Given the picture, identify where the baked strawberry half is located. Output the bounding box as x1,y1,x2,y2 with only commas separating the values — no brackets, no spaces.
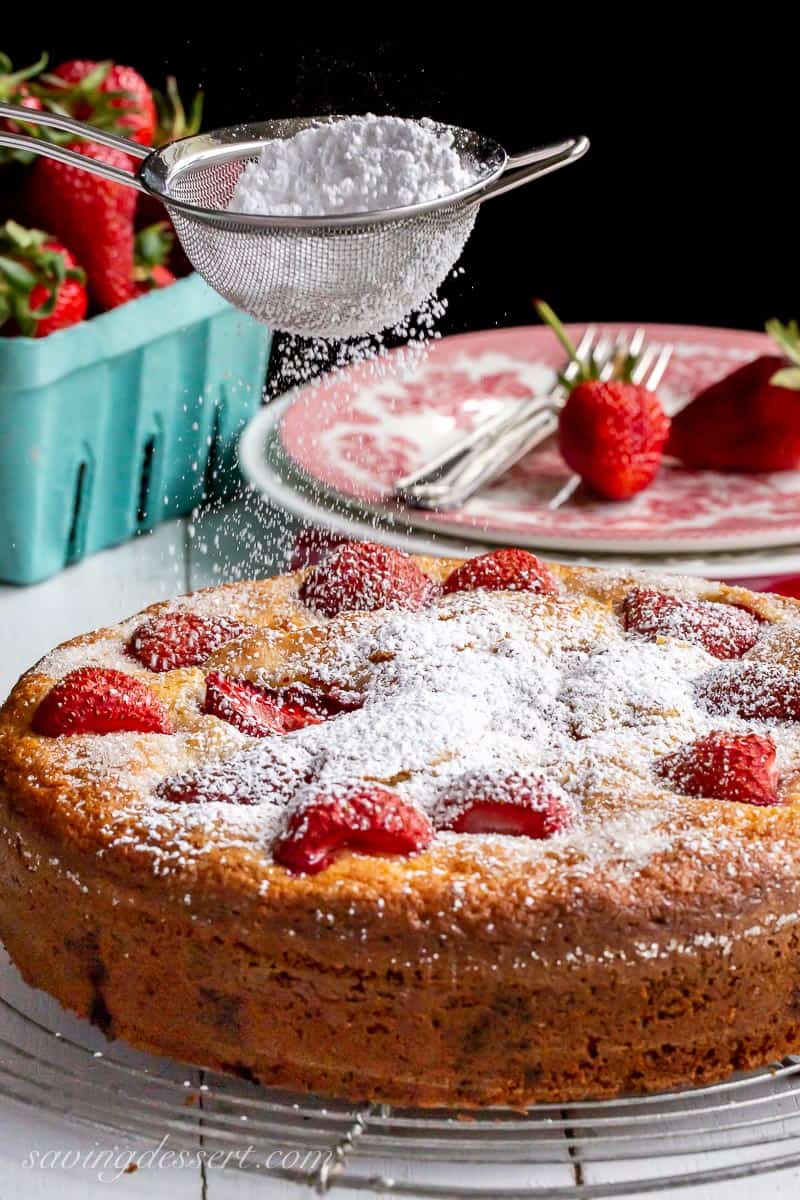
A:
697,661,800,721
622,588,762,659
273,786,433,875
280,682,364,720
657,732,779,806
128,611,251,672
443,549,556,597
438,772,577,838
204,674,361,738
32,667,172,736
203,672,317,738
299,541,437,617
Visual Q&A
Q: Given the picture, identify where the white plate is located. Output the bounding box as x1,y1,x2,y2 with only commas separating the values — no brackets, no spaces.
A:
275,322,800,554
240,394,800,582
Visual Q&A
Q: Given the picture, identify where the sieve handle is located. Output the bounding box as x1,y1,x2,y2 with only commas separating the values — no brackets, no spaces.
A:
479,135,590,202
0,102,150,191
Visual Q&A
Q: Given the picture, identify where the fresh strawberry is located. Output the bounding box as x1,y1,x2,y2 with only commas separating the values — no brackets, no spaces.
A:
32,667,172,736
657,731,779,806
128,611,250,673
25,140,138,310
438,772,577,837
273,786,433,875
535,300,671,500
622,588,762,659
42,60,156,146
697,661,800,721
0,221,86,337
443,548,556,596
668,320,800,472
204,673,361,737
558,379,670,500
132,221,176,294
299,541,437,617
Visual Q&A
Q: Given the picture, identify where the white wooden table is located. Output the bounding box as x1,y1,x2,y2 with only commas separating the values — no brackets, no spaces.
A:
0,501,797,1199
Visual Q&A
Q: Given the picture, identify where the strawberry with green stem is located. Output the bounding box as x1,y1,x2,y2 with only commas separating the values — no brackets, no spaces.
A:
0,219,86,337
535,300,671,501
38,59,157,146
668,320,800,472
152,75,204,145
133,221,176,293
24,139,138,310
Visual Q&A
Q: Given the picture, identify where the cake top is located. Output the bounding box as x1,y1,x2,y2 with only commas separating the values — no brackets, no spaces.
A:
3,545,800,968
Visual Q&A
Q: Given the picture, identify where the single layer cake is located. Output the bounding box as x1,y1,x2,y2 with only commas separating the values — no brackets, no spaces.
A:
2,543,800,1108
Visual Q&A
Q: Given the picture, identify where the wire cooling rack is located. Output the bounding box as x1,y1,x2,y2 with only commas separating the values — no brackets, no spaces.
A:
2,951,800,1198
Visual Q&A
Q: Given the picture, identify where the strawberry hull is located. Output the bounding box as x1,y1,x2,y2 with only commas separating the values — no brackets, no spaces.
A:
0,273,271,584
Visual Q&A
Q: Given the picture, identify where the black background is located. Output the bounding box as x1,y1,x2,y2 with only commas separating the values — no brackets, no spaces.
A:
9,28,796,338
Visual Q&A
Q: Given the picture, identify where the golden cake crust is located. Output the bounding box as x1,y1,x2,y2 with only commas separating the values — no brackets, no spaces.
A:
3,556,800,1106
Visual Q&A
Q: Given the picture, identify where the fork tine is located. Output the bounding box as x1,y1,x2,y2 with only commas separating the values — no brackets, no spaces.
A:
630,346,656,385
575,324,598,361
397,325,599,498
599,333,627,382
646,344,673,391
399,330,670,514
546,472,581,511
564,327,598,385
628,327,646,360
588,335,613,380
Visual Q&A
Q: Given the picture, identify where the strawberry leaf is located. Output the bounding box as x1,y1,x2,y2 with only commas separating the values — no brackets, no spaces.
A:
0,50,47,97
153,75,204,144
0,222,83,336
770,366,800,390
766,318,800,368
134,221,174,267
0,256,37,290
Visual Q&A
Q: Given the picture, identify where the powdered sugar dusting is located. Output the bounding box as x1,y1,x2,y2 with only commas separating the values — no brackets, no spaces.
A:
13,572,800,966
143,586,800,873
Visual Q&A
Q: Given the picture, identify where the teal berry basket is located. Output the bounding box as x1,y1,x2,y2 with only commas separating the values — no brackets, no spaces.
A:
0,273,272,585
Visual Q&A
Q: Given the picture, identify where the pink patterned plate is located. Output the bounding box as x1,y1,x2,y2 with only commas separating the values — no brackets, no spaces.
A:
277,323,800,554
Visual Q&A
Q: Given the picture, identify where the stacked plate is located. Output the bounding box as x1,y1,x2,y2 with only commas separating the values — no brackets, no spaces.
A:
239,323,800,586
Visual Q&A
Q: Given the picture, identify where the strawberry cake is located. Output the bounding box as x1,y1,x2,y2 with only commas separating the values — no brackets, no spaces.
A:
2,544,800,1108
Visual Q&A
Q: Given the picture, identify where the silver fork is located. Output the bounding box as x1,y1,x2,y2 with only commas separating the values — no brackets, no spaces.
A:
399,329,671,511
393,325,598,502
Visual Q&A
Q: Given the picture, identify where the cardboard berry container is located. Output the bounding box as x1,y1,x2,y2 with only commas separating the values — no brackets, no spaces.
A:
0,274,272,584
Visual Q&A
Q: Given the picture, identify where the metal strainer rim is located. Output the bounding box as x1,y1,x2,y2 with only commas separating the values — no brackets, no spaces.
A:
138,114,508,230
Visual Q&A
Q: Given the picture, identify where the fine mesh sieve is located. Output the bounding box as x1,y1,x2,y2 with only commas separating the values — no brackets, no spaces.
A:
0,107,588,339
